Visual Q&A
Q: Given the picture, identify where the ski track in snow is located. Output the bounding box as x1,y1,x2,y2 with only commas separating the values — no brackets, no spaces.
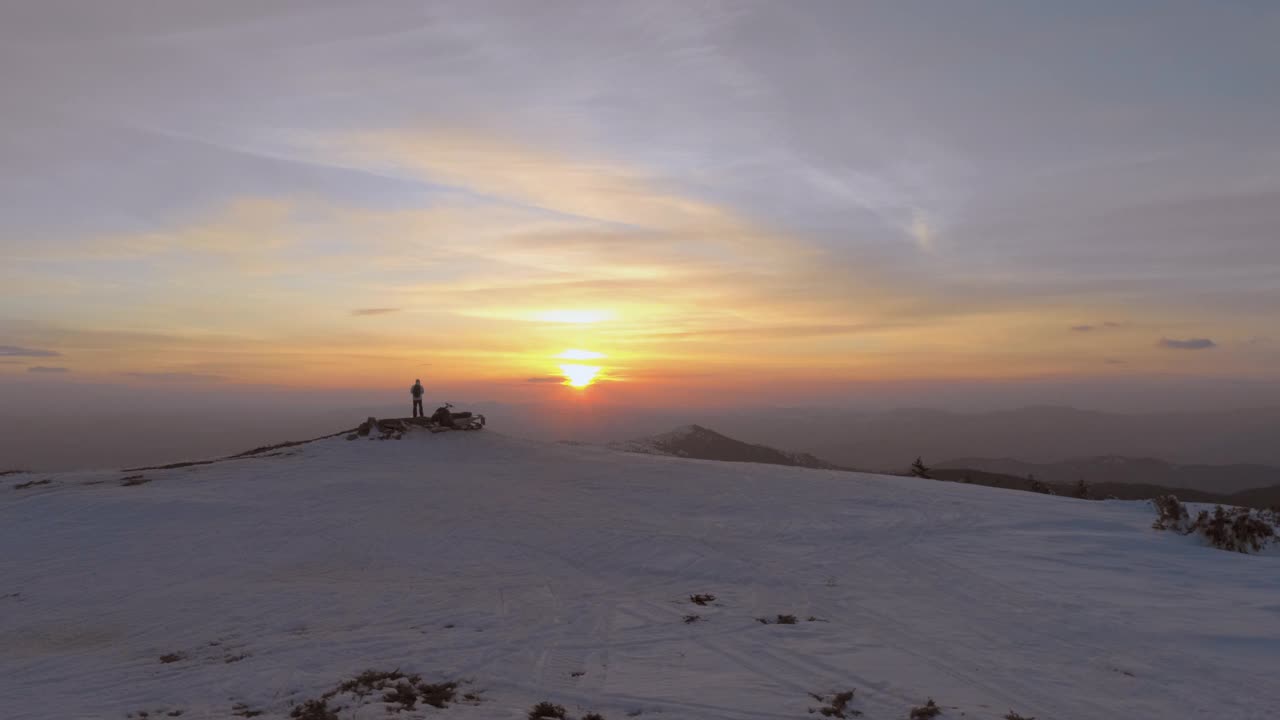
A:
2,431,1278,719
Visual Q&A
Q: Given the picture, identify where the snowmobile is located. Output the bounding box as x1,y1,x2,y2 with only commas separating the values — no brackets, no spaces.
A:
429,403,486,431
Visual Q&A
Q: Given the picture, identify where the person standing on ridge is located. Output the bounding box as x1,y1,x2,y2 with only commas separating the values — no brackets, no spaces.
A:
410,378,425,418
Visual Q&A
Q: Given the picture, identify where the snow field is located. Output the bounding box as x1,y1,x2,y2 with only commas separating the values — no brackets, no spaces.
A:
2,430,1278,719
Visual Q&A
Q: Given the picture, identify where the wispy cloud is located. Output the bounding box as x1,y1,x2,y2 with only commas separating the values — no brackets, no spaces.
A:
123,372,227,382
1159,337,1216,350
28,366,70,373
525,375,564,383
351,308,401,316
0,345,61,358
1070,321,1123,332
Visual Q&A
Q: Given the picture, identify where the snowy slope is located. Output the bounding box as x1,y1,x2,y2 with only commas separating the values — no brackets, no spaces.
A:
2,429,1278,720
610,424,841,470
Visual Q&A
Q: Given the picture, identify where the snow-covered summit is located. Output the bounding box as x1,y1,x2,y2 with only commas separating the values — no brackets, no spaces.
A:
2,427,1277,719
611,424,842,470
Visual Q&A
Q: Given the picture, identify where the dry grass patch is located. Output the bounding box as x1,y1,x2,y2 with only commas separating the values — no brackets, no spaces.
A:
757,614,799,625
290,699,338,720
909,698,942,719
288,669,473,717
528,701,568,720
808,690,861,718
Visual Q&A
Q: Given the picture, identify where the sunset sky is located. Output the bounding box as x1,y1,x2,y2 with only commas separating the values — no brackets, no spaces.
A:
3,1,1278,407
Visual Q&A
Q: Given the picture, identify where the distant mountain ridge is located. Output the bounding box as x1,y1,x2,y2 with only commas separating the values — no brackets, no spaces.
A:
700,405,1280,470
937,456,1280,494
929,467,1280,511
610,424,843,470
610,425,1280,510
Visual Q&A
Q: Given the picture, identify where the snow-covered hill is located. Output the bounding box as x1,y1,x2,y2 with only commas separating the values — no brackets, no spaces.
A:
610,424,842,470
2,429,1277,719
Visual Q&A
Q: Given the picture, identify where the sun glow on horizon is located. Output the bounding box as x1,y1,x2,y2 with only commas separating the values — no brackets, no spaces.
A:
558,348,606,360
559,363,602,388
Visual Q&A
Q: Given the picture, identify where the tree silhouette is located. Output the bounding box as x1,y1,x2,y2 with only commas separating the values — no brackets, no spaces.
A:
1073,478,1091,499
910,456,932,479
1027,473,1054,495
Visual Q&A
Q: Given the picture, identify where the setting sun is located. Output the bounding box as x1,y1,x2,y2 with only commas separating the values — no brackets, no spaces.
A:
559,364,602,388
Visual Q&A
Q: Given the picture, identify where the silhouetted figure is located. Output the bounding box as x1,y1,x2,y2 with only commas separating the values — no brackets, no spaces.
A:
411,379,425,418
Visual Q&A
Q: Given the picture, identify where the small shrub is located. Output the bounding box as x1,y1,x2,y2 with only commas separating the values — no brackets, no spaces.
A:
1072,478,1091,499
290,700,338,720
909,698,941,719
1004,712,1035,720
689,593,716,605
776,614,798,624
583,713,607,720
528,701,568,720
683,614,702,623
417,681,457,709
910,457,932,479
290,696,337,717
1151,497,1277,552
231,704,263,718
1152,495,1188,529
811,690,860,718
1196,505,1276,553
159,653,185,664
383,681,418,710
293,669,470,717
331,669,414,698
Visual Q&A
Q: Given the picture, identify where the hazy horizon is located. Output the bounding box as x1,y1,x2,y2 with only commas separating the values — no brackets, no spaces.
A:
6,374,1280,471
